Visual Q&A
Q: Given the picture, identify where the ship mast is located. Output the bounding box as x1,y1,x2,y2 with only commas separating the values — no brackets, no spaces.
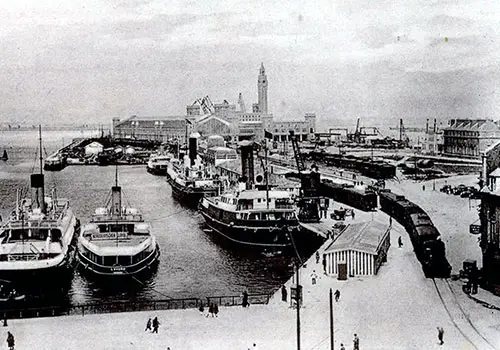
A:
39,125,43,174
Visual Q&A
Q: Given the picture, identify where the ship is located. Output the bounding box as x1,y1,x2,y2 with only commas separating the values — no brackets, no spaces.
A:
166,134,226,208
147,153,173,176
77,169,160,277
1,150,7,161
0,127,79,281
44,152,66,171
198,141,321,253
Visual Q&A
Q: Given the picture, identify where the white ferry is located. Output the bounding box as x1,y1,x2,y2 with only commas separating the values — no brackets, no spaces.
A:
77,176,160,277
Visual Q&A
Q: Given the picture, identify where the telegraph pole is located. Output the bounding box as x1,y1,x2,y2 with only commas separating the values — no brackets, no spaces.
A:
296,260,301,350
330,288,334,350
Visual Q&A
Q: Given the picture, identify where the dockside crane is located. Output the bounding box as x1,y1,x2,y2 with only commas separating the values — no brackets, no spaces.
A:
289,131,321,223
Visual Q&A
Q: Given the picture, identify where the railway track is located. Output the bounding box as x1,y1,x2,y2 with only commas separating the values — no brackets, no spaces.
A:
432,278,497,350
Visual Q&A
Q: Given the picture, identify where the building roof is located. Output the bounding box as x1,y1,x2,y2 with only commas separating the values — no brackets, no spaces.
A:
324,221,390,255
489,168,500,177
115,116,187,129
444,119,500,131
85,141,103,148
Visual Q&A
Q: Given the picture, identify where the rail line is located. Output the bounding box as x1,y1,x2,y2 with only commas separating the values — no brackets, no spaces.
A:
432,278,496,350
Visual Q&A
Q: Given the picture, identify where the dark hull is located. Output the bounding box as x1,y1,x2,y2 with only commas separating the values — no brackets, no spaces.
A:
77,244,160,277
167,177,220,208
147,167,168,176
199,209,323,254
43,162,66,171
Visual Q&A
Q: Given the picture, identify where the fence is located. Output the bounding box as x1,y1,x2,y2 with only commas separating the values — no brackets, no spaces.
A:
0,293,273,320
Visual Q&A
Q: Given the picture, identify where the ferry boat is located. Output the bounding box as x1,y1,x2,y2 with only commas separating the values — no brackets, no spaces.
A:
166,135,226,208
199,187,302,250
0,128,78,280
147,153,173,176
44,153,66,171
77,173,160,277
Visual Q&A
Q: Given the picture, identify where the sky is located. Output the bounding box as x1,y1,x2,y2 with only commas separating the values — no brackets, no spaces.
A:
0,0,498,130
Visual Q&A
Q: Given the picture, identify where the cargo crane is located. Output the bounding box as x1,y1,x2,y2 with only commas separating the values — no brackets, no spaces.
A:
399,119,410,148
289,130,321,222
193,96,215,115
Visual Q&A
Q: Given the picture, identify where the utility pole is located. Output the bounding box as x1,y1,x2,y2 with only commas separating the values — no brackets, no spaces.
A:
330,288,334,350
296,260,301,350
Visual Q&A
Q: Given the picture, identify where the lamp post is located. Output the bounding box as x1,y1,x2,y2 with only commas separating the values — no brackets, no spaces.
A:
295,260,301,350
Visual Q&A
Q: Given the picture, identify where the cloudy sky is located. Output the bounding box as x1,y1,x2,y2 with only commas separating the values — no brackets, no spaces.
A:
0,0,498,129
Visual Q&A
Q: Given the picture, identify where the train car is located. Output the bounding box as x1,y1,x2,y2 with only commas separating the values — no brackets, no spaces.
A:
378,189,451,278
321,180,377,211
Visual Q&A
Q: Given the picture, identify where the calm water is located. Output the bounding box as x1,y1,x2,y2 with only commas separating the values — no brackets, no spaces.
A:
0,129,299,306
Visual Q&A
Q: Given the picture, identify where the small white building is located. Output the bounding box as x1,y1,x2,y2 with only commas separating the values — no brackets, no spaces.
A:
324,221,391,278
84,142,104,156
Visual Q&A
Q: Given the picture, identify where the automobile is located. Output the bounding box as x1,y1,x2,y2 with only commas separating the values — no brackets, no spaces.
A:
440,185,452,194
460,191,471,198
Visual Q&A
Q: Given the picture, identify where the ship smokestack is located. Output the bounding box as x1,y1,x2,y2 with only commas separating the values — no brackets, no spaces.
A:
30,174,46,213
239,141,255,189
426,119,429,134
189,135,198,166
433,119,437,133
111,186,122,216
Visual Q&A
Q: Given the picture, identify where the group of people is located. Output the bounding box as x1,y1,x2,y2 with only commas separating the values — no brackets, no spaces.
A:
199,302,219,317
144,317,160,334
339,333,359,350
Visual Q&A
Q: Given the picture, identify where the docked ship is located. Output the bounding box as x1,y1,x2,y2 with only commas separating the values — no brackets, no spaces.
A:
0,128,78,281
199,141,319,252
44,152,66,171
147,152,173,176
77,172,160,277
166,134,226,208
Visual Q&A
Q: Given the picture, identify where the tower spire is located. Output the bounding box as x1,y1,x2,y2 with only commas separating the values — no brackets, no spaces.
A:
258,62,268,114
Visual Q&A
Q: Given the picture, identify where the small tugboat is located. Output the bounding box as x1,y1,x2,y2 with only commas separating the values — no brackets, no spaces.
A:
0,126,78,280
1,150,8,161
166,134,225,208
77,169,160,277
44,152,66,171
199,141,316,252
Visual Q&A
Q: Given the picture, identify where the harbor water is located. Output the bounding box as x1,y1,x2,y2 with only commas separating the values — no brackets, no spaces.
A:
0,129,305,306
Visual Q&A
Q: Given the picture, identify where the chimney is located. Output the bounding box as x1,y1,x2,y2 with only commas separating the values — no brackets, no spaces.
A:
433,119,437,133
189,135,198,166
239,141,255,189
111,186,122,216
30,174,46,213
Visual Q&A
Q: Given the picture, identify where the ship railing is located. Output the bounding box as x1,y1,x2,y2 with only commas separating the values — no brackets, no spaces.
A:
0,293,273,320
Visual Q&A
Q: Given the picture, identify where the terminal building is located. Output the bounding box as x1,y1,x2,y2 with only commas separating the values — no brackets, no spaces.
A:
478,140,500,295
442,119,500,158
112,64,316,144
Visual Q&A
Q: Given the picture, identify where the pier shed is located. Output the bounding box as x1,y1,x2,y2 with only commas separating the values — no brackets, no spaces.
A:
85,141,104,156
323,221,390,278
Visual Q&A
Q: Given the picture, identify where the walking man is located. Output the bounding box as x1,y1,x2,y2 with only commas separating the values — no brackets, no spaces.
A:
152,316,160,334
353,333,359,350
145,318,152,332
242,290,250,308
316,251,320,264
340,343,345,350
389,216,392,226
311,270,318,285
437,327,444,345
334,289,340,302
281,285,287,302
6,331,14,350
398,236,403,248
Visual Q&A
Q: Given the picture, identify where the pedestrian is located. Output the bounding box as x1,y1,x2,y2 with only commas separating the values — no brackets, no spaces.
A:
311,270,318,285
352,210,355,219
208,303,214,317
322,254,327,274
437,326,444,345
145,318,152,332
213,303,219,317
340,343,345,350
6,331,14,350
248,343,258,350
398,236,403,248
198,302,204,315
353,333,359,350
242,290,250,308
152,316,160,334
422,184,426,191
334,289,340,302
281,285,287,302
316,251,320,264
389,216,392,226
